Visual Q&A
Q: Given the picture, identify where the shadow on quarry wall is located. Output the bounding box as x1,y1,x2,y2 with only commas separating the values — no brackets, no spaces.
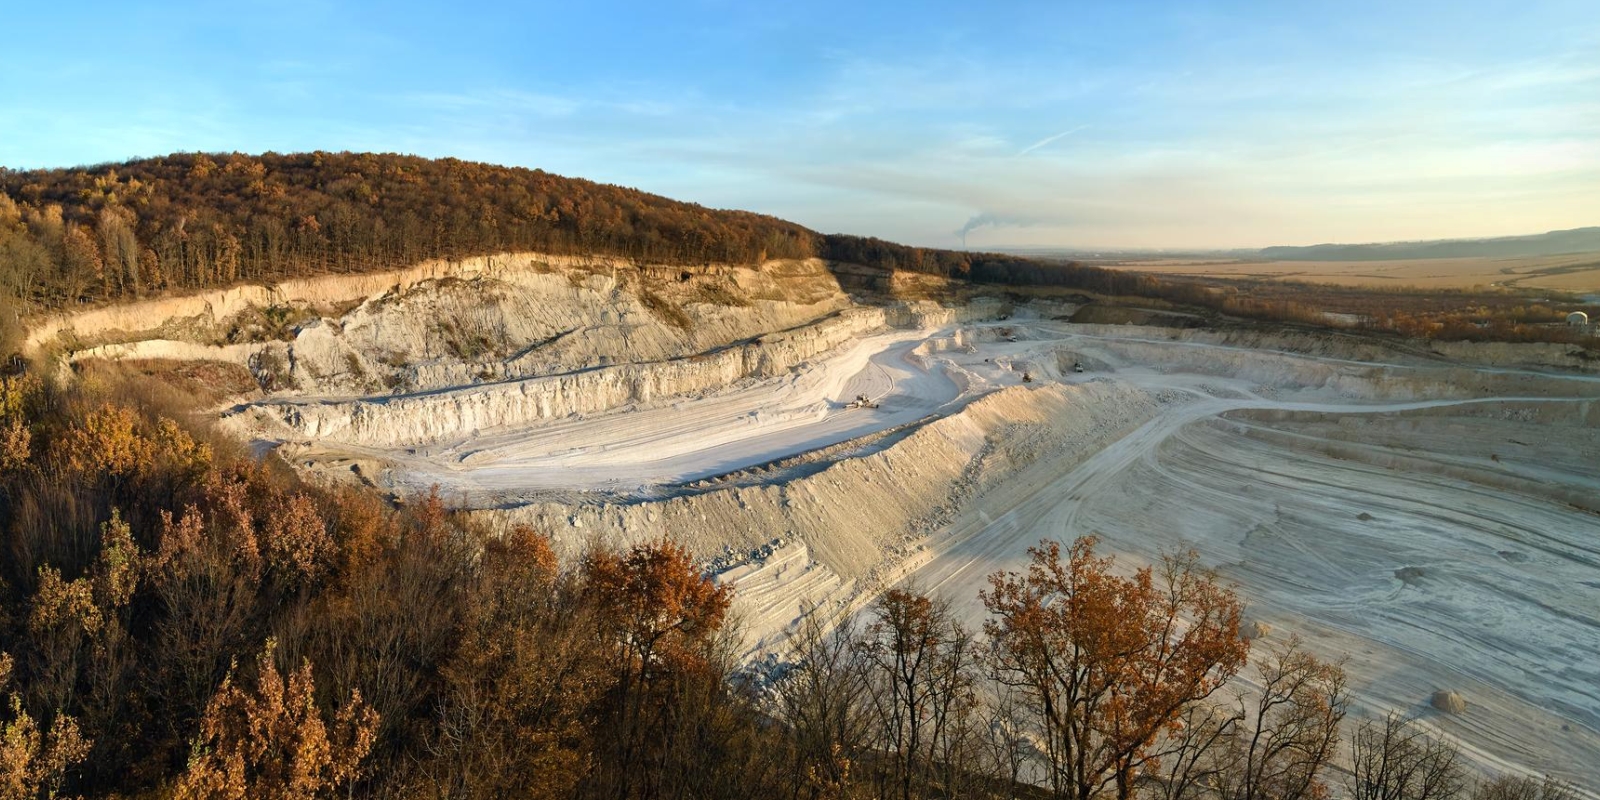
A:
820,260,967,305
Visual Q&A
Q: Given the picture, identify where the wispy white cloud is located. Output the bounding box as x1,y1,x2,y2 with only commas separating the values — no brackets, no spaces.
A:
1017,125,1088,156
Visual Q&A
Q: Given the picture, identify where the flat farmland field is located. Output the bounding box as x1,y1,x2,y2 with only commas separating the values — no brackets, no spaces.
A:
1100,252,1600,292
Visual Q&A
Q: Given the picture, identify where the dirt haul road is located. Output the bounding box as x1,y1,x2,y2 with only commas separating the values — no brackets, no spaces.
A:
363,328,969,501
891,326,1600,790
903,392,1600,783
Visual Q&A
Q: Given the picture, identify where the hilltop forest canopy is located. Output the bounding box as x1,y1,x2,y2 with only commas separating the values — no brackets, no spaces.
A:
0,151,1093,311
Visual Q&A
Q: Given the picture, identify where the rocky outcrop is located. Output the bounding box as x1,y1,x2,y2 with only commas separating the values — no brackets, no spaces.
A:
277,260,862,395
27,251,546,354
243,298,1005,448
42,253,866,393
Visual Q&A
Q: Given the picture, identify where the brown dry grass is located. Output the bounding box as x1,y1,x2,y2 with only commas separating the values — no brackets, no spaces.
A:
76,358,261,406
638,288,693,330
1101,252,1600,293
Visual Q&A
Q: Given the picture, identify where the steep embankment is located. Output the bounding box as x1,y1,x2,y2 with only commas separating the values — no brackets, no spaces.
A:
238,298,1003,449
481,380,1164,651
43,253,866,395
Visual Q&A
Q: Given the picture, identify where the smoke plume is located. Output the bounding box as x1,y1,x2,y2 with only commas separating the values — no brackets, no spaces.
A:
956,213,1035,249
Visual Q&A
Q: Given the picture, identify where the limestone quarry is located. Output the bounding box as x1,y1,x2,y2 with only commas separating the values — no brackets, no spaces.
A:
33,253,1600,789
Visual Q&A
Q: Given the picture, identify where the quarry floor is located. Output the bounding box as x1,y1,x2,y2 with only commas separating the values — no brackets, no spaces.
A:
261,314,1600,788
361,327,972,502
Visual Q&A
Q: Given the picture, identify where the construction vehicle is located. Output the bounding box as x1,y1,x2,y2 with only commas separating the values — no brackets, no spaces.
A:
1073,362,1085,373
846,394,880,410
1021,372,1033,383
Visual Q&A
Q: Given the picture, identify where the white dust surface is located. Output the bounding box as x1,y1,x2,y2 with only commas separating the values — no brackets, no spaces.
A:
275,314,1600,788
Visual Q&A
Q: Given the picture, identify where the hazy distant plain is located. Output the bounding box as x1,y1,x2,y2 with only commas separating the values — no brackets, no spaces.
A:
1098,252,1600,293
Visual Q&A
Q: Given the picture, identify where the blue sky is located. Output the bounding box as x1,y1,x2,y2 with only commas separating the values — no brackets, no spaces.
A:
2,1,1597,249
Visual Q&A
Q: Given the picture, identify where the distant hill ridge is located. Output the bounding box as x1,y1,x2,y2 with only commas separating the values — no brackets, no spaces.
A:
1258,226,1600,261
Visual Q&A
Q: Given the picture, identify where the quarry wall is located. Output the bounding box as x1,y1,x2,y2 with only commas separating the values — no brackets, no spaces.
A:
242,297,1005,448
478,380,1161,582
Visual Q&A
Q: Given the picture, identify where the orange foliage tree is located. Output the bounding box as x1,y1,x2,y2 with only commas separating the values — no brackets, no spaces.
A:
582,538,733,796
420,526,604,800
981,537,1248,800
583,538,732,695
0,375,38,477
173,640,377,800
1,651,91,800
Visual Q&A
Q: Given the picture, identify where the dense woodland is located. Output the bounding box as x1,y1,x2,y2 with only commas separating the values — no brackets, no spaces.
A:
4,151,1592,359
0,370,1580,799
0,151,1030,309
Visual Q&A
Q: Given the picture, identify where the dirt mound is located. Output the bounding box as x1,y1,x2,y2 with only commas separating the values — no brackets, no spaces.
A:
1432,690,1468,714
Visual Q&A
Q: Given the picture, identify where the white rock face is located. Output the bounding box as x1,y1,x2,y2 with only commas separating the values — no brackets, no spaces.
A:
246,298,1004,448
30,251,550,353
276,263,863,396
477,380,1162,648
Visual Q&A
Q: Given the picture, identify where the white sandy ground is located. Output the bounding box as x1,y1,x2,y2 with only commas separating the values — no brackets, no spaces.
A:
365,327,971,500
895,392,1600,786
882,326,1600,790
240,312,1600,790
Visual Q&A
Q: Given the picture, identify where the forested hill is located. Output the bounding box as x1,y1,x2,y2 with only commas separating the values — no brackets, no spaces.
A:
0,151,1080,312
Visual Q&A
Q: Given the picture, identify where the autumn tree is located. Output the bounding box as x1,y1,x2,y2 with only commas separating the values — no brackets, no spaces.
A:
1154,635,1347,800
96,206,139,297
1348,713,1465,800
416,526,603,800
149,502,269,732
291,489,470,759
0,652,91,800
981,537,1248,800
0,375,37,477
22,511,142,737
173,640,377,800
582,538,733,798
855,588,978,800
1226,639,1346,800
773,611,871,800
0,196,50,307
1472,775,1576,800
